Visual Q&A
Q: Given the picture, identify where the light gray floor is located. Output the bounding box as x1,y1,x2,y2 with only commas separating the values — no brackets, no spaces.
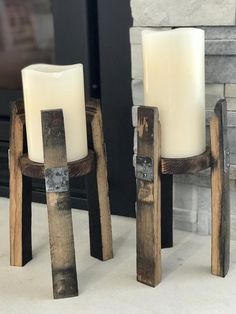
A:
1,197,236,314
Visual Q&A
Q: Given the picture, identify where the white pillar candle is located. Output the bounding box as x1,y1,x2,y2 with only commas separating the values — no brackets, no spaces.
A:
142,28,206,158
22,63,88,163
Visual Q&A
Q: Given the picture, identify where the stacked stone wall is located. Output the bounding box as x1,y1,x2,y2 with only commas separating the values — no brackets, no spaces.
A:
130,0,236,237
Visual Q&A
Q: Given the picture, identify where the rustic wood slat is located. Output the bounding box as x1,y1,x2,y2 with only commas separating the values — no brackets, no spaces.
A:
12,100,25,115
86,99,113,261
9,101,32,266
136,105,161,287
41,109,78,299
210,99,230,277
161,148,211,175
20,150,94,179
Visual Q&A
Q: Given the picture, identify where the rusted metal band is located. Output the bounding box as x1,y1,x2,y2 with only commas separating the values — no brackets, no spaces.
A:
136,156,154,182
45,167,69,193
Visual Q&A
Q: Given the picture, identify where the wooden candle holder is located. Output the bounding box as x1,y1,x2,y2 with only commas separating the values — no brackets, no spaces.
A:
9,99,113,298
135,99,230,287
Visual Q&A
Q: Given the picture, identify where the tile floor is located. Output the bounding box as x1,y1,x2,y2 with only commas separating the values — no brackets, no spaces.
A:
1,197,236,314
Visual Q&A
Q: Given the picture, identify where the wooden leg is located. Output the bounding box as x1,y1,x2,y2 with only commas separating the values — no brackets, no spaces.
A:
161,174,173,248
210,99,230,277
9,103,32,266
136,106,161,287
86,100,113,261
86,164,106,260
41,109,78,299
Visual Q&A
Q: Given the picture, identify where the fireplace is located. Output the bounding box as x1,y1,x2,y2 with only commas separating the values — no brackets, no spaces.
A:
0,0,136,217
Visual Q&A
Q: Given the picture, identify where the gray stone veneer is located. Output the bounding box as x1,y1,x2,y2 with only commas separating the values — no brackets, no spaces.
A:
130,1,236,238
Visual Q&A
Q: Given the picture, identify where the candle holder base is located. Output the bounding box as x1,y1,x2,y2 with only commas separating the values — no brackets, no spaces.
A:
161,147,211,174
9,99,113,298
135,99,230,287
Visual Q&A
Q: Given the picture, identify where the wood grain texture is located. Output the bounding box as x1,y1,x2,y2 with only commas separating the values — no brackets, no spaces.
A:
86,99,113,261
41,109,78,299
210,99,230,277
136,106,161,287
9,101,32,266
161,148,211,175
20,150,94,179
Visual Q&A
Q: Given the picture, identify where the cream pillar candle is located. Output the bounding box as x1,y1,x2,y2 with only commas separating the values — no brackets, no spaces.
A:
142,28,205,158
22,63,88,163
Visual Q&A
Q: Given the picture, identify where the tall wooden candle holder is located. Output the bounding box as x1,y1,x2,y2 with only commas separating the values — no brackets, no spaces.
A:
9,99,113,298
135,99,230,287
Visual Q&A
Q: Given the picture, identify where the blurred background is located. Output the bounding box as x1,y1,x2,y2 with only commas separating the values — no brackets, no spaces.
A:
0,0,54,88
0,0,136,217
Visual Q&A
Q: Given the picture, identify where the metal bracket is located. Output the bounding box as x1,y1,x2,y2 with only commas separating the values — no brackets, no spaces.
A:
45,167,69,193
136,156,154,182
224,147,231,173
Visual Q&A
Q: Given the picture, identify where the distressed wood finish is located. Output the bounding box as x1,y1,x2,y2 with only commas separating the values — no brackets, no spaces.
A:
86,99,113,261
9,100,112,270
9,101,32,266
41,109,78,299
161,148,211,175
20,150,94,179
136,106,161,287
210,99,230,277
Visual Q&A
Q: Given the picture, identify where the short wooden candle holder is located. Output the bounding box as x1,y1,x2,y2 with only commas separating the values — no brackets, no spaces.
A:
135,99,230,287
9,99,113,298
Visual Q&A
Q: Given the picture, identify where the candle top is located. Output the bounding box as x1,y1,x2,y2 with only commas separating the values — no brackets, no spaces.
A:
22,63,83,74
142,27,204,39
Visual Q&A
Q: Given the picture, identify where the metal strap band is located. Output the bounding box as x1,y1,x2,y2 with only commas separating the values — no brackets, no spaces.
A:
136,156,154,182
224,148,231,173
45,167,69,193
